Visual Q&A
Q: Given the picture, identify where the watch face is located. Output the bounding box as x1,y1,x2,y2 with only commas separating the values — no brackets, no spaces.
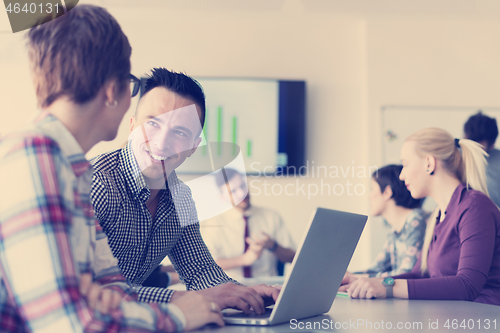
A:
383,277,395,286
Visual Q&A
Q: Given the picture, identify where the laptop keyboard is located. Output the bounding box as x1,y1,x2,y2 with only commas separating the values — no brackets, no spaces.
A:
223,307,273,318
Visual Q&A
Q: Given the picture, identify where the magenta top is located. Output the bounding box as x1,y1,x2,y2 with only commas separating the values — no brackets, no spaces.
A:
393,184,500,305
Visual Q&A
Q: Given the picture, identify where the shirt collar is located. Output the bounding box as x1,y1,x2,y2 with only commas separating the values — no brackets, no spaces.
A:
121,142,149,199
229,205,253,219
243,205,255,218
35,112,90,177
120,142,182,200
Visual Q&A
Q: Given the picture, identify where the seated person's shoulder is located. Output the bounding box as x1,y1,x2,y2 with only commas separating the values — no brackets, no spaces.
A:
1,130,61,158
252,206,280,218
174,176,193,196
201,213,228,228
89,149,125,209
460,188,500,220
488,148,500,161
408,208,430,225
250,206,287,230
89,148,122,173
463,188,496,206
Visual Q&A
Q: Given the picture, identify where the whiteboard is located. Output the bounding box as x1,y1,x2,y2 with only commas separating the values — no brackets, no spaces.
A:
176,78,279,174
382,106,500,164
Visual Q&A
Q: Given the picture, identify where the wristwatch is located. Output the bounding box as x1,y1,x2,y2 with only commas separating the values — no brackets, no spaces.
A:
382,277,395,298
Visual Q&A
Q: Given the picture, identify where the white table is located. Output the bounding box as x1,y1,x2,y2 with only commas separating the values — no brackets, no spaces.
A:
193,296,500,332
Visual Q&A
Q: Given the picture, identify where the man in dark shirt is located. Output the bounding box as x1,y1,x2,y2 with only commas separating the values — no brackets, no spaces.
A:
464,111,500,207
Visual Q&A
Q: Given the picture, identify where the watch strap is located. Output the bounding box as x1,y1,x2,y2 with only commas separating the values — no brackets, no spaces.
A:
385,284,393,298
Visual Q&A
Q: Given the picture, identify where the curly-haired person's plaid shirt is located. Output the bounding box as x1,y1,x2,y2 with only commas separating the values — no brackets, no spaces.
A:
0,113,185,332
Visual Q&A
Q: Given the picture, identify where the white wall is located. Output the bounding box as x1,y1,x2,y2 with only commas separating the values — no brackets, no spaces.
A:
101,4,372,270
366,18,500,255
0,1,372,270
367,18,500,162
9,2,500,272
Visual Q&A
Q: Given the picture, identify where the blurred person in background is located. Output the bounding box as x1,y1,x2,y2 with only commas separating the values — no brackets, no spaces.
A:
201,168,295,280
340,128,500,306
343,164,427,282
464,111,500,207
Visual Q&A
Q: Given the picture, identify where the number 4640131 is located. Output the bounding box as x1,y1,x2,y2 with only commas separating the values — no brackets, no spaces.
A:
6,3,60,14
444,319,497,330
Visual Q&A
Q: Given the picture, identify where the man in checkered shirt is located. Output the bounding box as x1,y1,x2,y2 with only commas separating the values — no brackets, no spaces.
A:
90,68,279,312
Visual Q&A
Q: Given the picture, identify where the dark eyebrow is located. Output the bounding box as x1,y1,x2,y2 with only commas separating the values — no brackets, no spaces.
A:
145,115,164,124
173,125,193,137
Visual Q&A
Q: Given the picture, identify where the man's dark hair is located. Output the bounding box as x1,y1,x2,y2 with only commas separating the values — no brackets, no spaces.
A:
464,111,498,148
373,164,423,209
215,168,242,189
27,4,131,108
140,68,206,129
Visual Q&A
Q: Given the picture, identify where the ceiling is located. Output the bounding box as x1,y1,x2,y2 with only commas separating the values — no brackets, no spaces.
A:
82,0,500,19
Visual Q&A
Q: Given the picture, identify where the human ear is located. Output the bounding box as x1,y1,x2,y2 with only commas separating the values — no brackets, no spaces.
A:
426,155,437,175
129,116,136,133
382,185,393,200
103,79,120,108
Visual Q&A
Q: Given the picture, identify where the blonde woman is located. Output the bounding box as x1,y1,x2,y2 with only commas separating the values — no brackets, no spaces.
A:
340,128,500,305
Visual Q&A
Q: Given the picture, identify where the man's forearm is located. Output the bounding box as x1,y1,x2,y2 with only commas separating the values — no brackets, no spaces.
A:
170,290,188,301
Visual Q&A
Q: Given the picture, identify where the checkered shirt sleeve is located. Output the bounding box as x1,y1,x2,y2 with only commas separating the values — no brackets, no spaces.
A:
0,131,184,332
90,147,238,303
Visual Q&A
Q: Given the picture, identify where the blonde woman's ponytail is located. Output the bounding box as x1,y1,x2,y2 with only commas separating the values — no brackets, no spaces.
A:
457,138,489,196
406,128,489,273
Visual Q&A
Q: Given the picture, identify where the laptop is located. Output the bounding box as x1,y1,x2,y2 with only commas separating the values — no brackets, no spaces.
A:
222,207,367,326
